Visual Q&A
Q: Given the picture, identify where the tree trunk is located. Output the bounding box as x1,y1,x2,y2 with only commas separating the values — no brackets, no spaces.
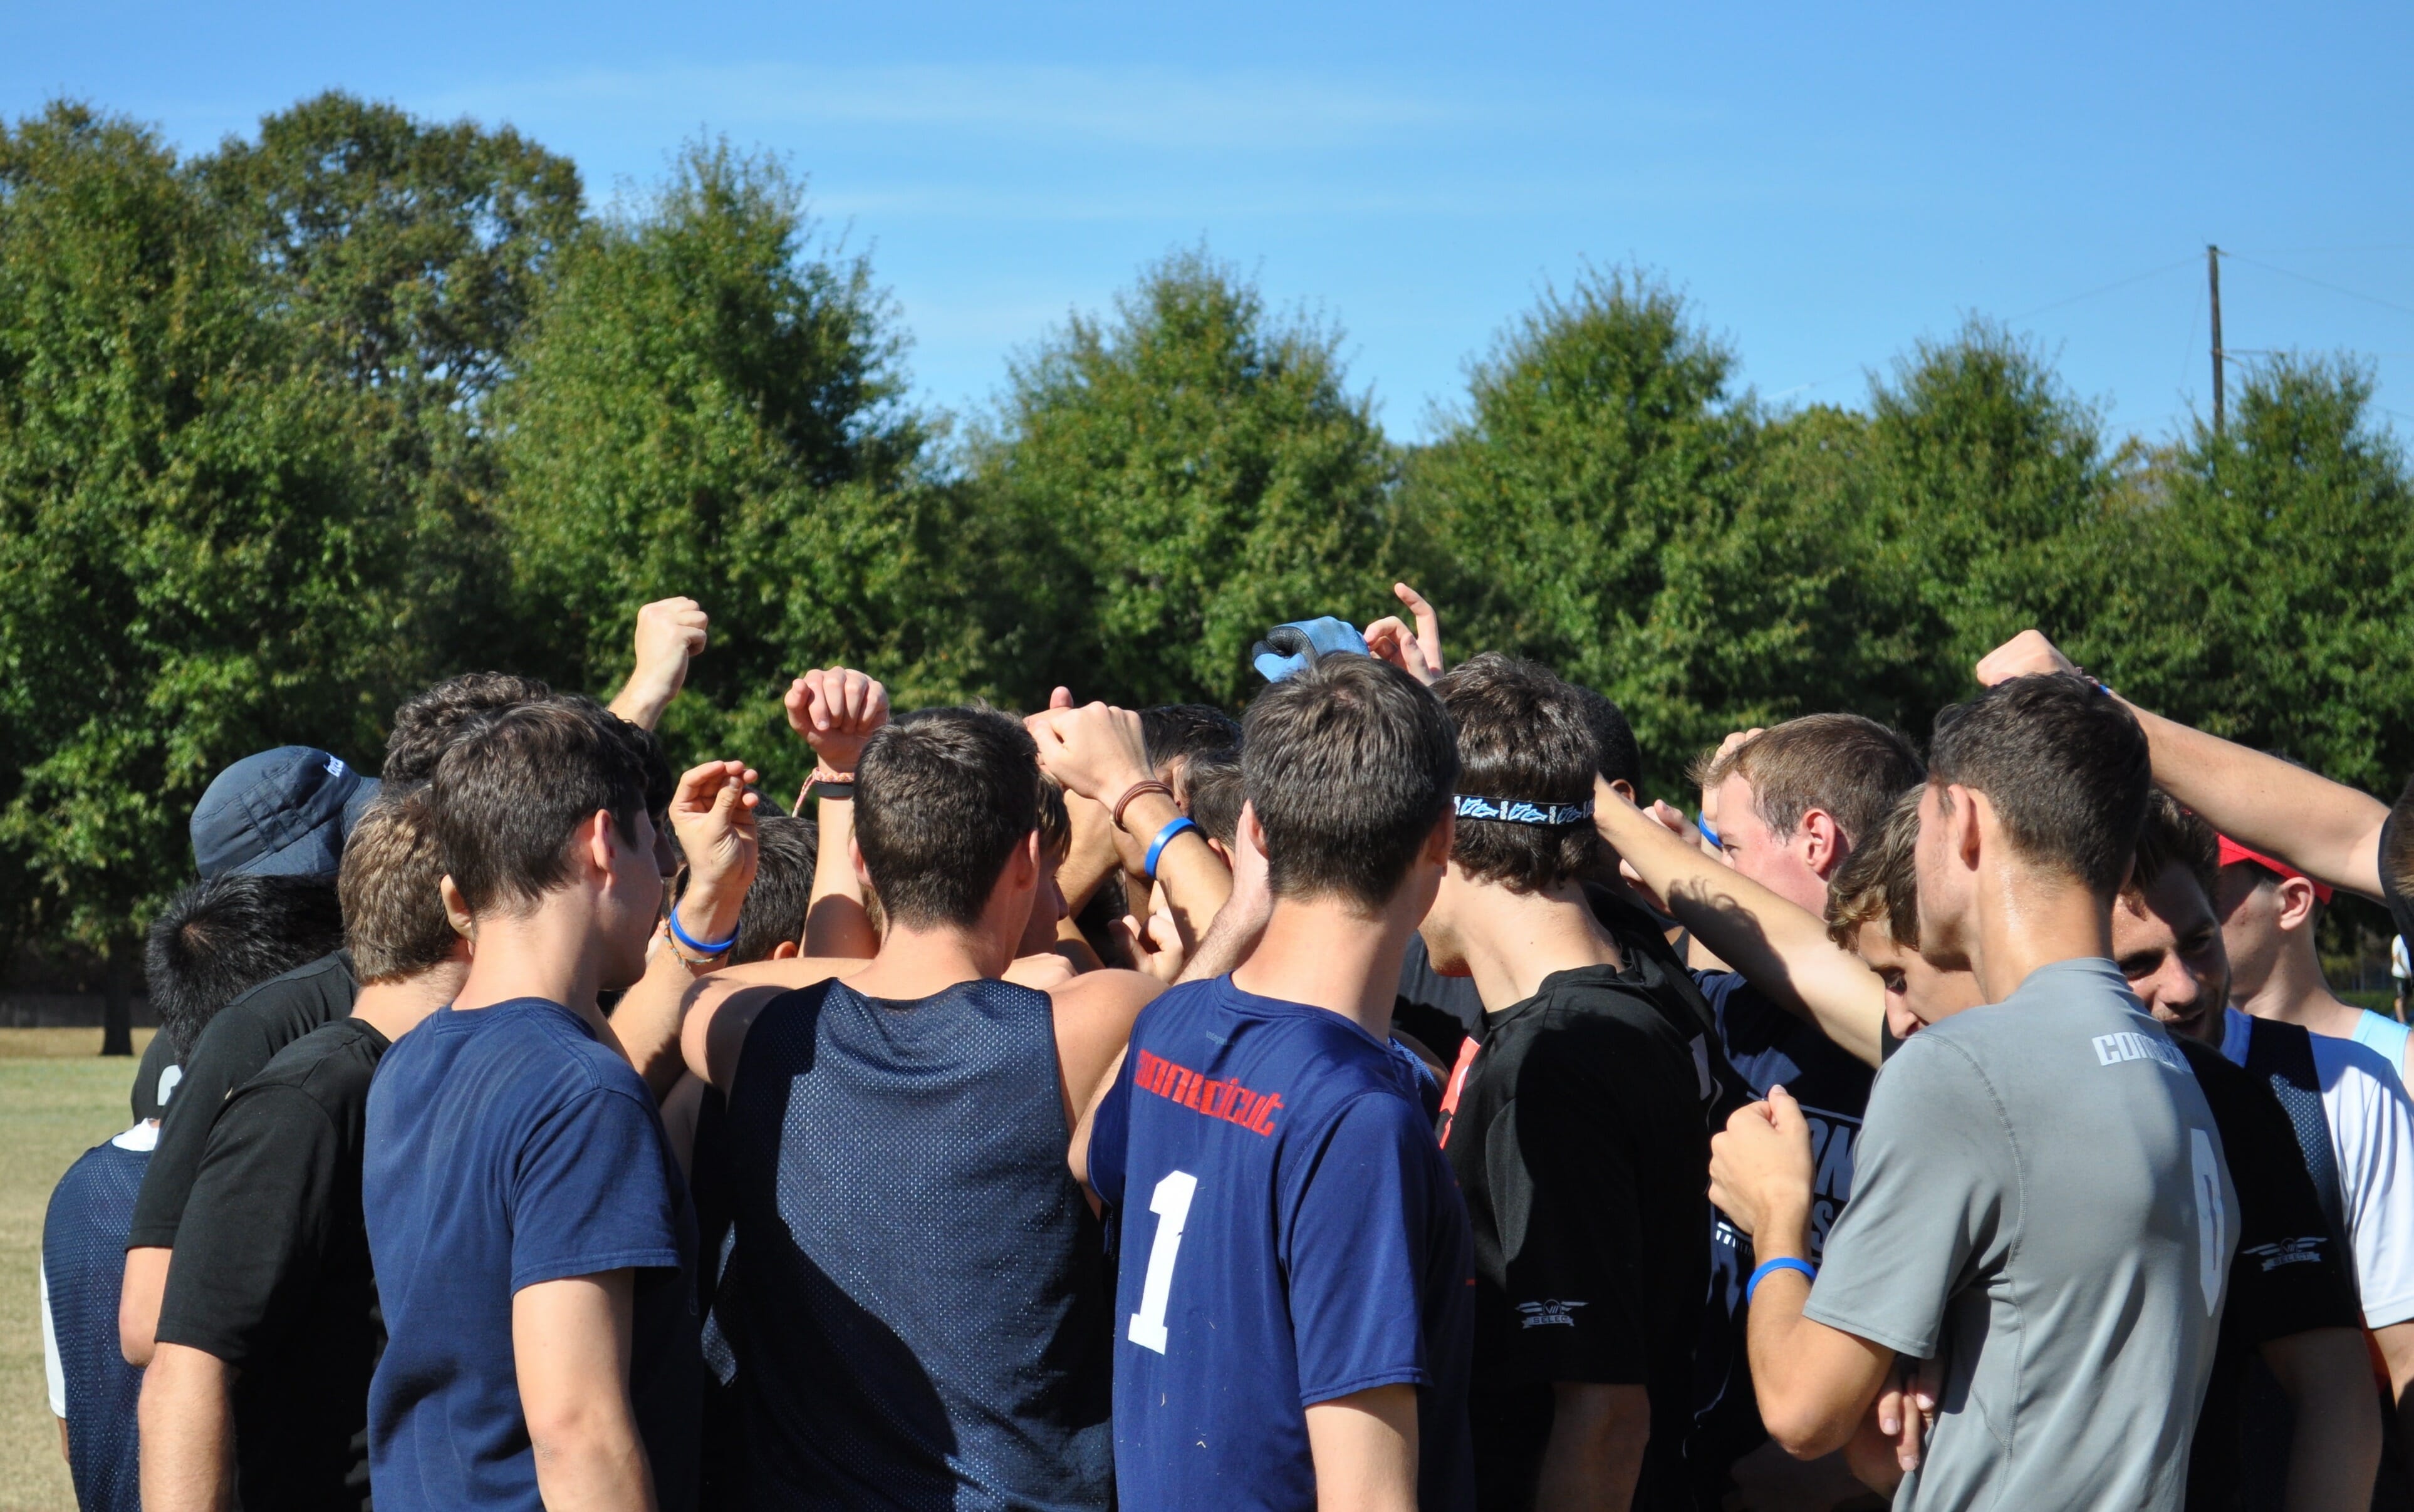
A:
101,936,134,1057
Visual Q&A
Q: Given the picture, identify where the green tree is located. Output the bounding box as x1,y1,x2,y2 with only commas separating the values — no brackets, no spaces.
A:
0,103,405,1038
975,247,1398,709
2089,356,2414,794
494,140,958,790
1401,267,1862,790
195,92,585,681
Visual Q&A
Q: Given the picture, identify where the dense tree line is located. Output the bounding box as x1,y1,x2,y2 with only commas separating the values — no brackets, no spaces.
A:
6,94,2411,974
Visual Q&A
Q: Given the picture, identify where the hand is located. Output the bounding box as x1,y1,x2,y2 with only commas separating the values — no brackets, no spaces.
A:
1113,907,1188,985
667,760,761,940
1872,1355,1940,1473
1056,791,1125,913
1974,629,2078,687
1697,728,1762,837
1026,702,1152,809
1361,583,1444,686
1707,1085,1814,1243
631,597,709,698
784,667,889,774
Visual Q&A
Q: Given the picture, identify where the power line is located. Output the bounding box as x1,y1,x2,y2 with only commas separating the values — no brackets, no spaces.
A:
2222,252,2414,321
2007,256,2196,323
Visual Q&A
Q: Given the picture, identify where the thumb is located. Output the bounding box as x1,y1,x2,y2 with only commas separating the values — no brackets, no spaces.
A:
1050,686,1074,710
1766,1084,1808,1134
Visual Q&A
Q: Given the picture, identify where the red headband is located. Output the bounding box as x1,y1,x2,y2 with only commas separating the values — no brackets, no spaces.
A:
2217,834,2334,903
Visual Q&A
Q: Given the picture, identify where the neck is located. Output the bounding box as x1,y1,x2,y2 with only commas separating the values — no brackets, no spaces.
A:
1452,883,1623,1013
1232,893,1416,1040
2236,938,2358,1034
1965,866,2114,1004
843,919,1013,1002
454,903,607,1035
350,963,466,1043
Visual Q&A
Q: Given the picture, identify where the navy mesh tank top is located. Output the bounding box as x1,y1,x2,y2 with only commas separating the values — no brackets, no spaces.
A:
718,976,1112,1510
43,1136,151,1512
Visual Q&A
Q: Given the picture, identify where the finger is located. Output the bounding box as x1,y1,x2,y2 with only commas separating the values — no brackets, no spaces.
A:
1395,583,1442,667
672,760,729,813
1877,1387,1902,1437
1050,686,1074,710
864,680,889,728
1766,1085,1809,1136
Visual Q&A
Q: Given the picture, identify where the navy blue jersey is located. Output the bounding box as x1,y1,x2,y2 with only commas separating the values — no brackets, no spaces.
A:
43,1131,152,1512
716,977,1113,1510
1089,976,1476,1511
1688,969,1875,1493
364,998,699,1512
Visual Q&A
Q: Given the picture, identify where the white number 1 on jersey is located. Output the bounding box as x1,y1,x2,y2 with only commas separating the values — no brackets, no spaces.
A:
1128,1170,1199,1354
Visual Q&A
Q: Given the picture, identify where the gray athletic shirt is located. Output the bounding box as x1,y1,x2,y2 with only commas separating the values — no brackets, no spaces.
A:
1803,958,2234,1511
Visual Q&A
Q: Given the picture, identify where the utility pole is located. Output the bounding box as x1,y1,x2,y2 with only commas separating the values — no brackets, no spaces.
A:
2208,244,2225,435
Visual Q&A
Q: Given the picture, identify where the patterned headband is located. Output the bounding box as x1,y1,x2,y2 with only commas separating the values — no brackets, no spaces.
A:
1452,795,1594,826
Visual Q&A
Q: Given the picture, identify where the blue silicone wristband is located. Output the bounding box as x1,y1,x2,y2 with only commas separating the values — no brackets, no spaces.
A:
1143,817,1202,880
1746,1256,1817,1304
665,904,739,958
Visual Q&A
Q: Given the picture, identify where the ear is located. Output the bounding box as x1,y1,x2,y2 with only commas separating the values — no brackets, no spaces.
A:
1608,779,1637,806
2276,876,2321,931
583,809,619,877
1799,809,1845,879
1241,800,1270,861
1950,785,1986,871
850,836,871,894
1009,829,1041,889
1423,808,1457,866
1207,836,1234,868
439,874,477,940
770,939,801,961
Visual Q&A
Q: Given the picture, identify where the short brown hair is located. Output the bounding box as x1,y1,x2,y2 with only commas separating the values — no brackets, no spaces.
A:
1826,788,1924,950
383,673,553,787
340,791,459,983
432,700,653,916
1243,655,1458,911
855,707,1041,930
2125,790,2218,908
1690,714,1925,849
1435,653,1600,893
1927,674,2151,899
1186,757,1244,847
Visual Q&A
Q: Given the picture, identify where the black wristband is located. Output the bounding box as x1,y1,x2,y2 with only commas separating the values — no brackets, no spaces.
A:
806,779,856,802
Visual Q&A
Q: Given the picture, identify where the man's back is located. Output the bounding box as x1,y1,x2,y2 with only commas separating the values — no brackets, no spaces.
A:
43,1130,152,1512
1088,975,1475,1511
364,998,697,1512
1806,959,2232,1511
717,976,1112,1510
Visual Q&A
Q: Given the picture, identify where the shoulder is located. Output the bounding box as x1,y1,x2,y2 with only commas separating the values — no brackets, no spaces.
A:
246,1018,385,1097
2311,1030,2414,1109
224,950,358,1025
1870,1020,1998,1104
1051,967,1162,1018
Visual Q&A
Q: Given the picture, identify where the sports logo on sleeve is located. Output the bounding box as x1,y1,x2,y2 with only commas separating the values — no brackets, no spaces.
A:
1516,1299,1587,1328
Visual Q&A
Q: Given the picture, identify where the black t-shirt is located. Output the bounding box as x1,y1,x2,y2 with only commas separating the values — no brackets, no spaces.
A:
130,950,359,1250
2177,1034,2363,1512
1442,965,1713,1512
156,1015,391,1511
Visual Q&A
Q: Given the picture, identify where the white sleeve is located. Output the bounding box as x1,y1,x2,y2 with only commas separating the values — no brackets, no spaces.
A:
2316,1038,2414,1328
39,1260,66,1420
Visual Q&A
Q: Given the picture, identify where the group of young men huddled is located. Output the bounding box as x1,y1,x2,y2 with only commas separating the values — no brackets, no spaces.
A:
37,586,2414,1511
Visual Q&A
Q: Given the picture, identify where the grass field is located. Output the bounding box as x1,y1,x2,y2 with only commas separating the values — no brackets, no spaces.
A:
1,1029,154,1512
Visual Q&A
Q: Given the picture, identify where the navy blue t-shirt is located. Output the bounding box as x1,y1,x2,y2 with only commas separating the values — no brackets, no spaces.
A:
363,998,699,1512
1689,969,1874,1488
1088,976,1475,1511
43,1132,151,1512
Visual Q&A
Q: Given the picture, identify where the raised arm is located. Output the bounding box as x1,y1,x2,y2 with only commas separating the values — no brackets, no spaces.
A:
1976,630,2388,899
787,668,889,958
1595,780,1885,1068
606,597,709,732
1029,701,1231,950
606,759,759,1102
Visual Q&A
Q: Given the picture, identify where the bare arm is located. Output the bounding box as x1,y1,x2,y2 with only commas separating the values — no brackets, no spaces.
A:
2373,1320,2414,1475
606,598,708,732
1028,702,1232,950
118,1246,170,1366
1306,1382,1420,1512
515,1271,653,1512
1975,631,2388,898
611,761,761,1100
677,958,856,1093
138,1342,237,1512
788,668,887,958
1050,971,1158,1133
1533,1382,1648,1511
1175,800,1275,986
1595,782,1884,1068
2261,1327,2383,1512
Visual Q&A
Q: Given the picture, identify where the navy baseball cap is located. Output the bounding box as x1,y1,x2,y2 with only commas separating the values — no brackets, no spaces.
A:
190,745,382,881
1250,616,1370,683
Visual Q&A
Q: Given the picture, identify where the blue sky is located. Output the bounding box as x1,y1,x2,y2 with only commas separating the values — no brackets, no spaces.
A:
12,1,2413,442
